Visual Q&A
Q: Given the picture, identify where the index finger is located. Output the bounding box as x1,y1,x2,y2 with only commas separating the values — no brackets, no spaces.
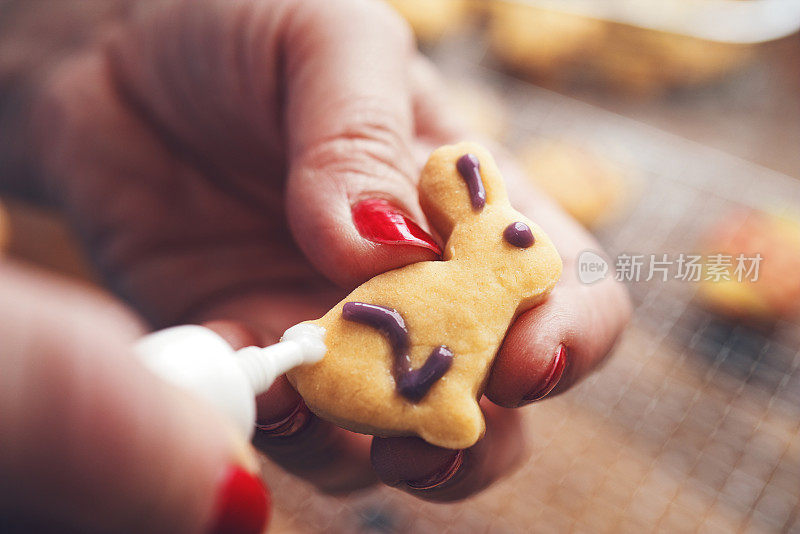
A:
283,0,441,288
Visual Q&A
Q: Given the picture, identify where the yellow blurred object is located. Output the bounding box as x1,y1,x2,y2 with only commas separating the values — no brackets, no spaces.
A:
698,210,800,322
518,140,629,228
589,23,752,94
0,200,9,254
488,4,606,75
385,0,471,43
487,1,752,95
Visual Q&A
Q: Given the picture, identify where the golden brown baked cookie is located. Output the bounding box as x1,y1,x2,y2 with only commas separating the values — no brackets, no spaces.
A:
518,140,629,229
287,143,562,449
487,2,751,95
698,209,800,322
487,2,606,79
588,25,751,95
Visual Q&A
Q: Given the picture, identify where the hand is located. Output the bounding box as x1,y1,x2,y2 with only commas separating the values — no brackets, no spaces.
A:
0,262,270,534
3,0,630,514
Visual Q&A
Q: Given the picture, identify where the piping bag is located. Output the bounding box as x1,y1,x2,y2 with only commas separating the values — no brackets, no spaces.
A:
133,323,326,439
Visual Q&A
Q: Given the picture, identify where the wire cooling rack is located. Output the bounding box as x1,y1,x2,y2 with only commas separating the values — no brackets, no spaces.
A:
261,54,800,534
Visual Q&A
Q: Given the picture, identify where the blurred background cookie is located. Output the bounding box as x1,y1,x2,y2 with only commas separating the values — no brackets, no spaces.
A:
586,24,752,95
486,1,753,96
516,140,631,228
697,209,800,322
487,2,606,82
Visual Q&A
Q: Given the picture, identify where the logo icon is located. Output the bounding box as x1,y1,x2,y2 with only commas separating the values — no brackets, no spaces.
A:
577,250,609,284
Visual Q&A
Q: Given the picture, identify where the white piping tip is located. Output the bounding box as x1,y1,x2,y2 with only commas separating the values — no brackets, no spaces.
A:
280,323,327,364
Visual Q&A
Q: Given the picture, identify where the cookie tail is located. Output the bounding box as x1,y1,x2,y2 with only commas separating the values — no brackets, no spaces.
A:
397,346,454,402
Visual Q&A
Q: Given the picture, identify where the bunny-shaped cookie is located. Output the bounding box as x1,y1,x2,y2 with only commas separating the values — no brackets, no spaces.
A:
287,142,562,449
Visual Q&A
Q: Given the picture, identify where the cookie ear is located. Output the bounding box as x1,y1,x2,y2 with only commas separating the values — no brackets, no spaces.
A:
419,142,509,240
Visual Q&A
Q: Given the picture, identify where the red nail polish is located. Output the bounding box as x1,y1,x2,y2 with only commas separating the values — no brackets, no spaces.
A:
209,466,270,534
255,400,311,438
520,344,567,406
352,198,442,256
405,450,464,490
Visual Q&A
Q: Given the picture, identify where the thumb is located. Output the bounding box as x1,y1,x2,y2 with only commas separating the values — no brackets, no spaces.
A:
0,262,270,534
284,0,440,287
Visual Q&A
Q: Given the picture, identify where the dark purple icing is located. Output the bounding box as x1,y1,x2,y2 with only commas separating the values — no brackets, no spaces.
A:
342,302,454,402
504,222,535,248
395,346,454,403
456,153,486,210
342,302,408,360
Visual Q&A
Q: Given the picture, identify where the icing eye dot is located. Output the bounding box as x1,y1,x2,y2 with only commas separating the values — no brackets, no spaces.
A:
504,222,535,248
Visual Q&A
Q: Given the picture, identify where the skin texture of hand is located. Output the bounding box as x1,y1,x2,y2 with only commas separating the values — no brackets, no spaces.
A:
0,262,269,534
0,0,631,529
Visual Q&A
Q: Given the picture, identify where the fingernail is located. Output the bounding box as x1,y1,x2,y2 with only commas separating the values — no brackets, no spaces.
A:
405,450,464,490
208,465,270,534
352,198,442,256
519,344,567,406
255,400,311,438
